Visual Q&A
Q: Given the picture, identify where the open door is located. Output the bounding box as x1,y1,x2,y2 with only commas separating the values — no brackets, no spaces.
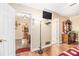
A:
0,4,15,56
15,13,31,55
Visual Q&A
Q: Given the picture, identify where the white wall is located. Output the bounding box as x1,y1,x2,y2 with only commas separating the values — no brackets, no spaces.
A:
70,16,79,42
0,3,15,56
31,19,52,51
41,20,52,47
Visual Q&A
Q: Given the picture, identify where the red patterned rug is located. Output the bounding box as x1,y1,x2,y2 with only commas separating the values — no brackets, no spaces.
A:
16,48,30,54
59,46,79,56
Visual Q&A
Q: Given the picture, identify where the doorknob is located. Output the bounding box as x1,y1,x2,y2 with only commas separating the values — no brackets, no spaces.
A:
0,40,2,42
0,39,7,42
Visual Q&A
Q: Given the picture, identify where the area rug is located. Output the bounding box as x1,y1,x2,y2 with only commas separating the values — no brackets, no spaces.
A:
16,48,30,54
59,46,79,56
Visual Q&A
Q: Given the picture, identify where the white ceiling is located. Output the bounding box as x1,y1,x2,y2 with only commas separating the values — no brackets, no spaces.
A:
10,3,79,16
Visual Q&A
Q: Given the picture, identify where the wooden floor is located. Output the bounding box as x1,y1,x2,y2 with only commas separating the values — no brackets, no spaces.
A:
16,43,77,56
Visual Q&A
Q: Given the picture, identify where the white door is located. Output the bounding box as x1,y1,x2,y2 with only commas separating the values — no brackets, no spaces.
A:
41,21,51,47
0,4,15,56
52,18,60,44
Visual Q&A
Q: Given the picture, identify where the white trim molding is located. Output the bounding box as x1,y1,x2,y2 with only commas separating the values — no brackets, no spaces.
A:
31,44,52,52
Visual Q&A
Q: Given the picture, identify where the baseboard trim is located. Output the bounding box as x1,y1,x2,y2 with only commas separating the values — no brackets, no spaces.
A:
52,42,62,44
31,44,52,52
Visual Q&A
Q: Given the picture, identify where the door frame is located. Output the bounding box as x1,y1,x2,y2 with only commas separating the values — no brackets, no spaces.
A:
16,12,32,52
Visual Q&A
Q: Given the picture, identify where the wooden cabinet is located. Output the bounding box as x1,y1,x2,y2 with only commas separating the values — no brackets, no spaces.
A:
62,20,72,44
62,34,68,43
62,33,77,44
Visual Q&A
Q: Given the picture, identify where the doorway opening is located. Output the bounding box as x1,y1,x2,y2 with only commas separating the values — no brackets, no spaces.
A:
15,12,31,55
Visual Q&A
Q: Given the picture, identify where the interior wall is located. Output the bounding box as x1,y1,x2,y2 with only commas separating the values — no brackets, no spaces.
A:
70,16,79,32
16,16,24,40
10,4,52,51
10,4,42,19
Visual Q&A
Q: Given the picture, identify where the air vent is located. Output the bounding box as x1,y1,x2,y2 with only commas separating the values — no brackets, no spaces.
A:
45,41,50,45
